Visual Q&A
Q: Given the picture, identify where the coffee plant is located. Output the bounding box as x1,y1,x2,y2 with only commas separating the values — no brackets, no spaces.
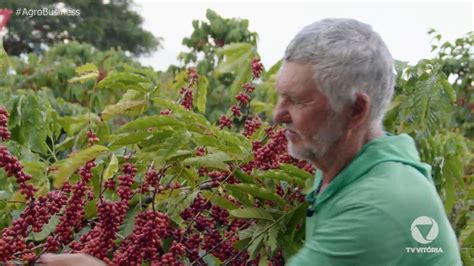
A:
0,14,472,265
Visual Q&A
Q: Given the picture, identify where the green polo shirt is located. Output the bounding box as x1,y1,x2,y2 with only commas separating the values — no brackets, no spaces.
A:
287,134,461,266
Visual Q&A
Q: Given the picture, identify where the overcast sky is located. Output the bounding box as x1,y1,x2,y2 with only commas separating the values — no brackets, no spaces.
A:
132,1,473,71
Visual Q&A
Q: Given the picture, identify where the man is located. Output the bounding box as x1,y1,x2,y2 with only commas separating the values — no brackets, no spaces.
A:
40,18,461,266
274,18,461,265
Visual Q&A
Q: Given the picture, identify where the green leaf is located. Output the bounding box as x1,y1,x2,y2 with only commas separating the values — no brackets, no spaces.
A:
217,43,254,57
260,169,305,186
233,237,251,250
229,207,274,221
120,203,141,236
263,60,282,80
266,224,278,254
152,97,210,130
230,66,252,97
68,63,99,83
165,190,199,223
109,132,151,146
117,115,184,133
202,191,239,210
215,43,256,96
22,161,49,195
258,251,269,266
52,145,109,188
234,168,256,184
225,186,253,207
85,200,97,219
440,79,456,102
97,72,150,90
68,73,98,84
460,221,474,248
31,215,59,241
182,152,232,171
201,254,222,266
460,248,473,266
100,100,147,121
213,129,252,160
155,130,191,164
102,154,118,180
279,164,314,180
248,233,264,260
285,202,309,237
75,63,98,75
225,183,286,207
250,100,273,116
195,76,208,113
58,115,98,136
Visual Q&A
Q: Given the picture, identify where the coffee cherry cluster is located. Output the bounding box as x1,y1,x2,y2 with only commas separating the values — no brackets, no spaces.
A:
32,190,69,232
218,114,232,129
235,92,250,106
78,163,137,259
0,106,11,141
206,170,238,187
187,67,199,85
195,146,206,156
231,105,241,117
78,199,125,259
0,146,36,199
0,107,35,200
104,178,115,190
218,62,259,130
112,210,171,265
117,163,136,200
0,183,70,262
179,67,200,111
141,166,160,193
177,194,255,265
45,160,96,251
248,128,290,170
250,57,264,79
0,207,32,261
180,87,194,110
160,109,172,115
87,130,100,146
242,82,255,93
243,116,262,137
160,241,186,265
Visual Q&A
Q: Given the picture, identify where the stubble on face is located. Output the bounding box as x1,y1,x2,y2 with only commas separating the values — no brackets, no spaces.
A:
288,110,346,163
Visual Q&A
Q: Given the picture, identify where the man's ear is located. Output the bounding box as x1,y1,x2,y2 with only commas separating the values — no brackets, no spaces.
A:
348,92,370,129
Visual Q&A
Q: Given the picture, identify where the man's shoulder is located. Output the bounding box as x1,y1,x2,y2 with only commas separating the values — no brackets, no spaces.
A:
342,161,436,203
325,161,442,222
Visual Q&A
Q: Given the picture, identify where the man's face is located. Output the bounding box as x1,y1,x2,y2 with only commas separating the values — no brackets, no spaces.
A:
273,62,347,162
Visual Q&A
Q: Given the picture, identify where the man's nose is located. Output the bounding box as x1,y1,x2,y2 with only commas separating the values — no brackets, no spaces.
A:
272,102,291,125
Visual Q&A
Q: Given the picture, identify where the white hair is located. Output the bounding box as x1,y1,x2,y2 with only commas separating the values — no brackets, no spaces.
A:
284,18,395,127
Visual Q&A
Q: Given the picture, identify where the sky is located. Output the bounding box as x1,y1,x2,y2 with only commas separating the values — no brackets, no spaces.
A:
131,1,473,71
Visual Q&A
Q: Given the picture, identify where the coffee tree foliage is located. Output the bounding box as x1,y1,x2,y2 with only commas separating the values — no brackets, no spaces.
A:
0,10,472,265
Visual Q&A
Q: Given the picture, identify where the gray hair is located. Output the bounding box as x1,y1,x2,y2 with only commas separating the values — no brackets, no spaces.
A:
284,18,395,127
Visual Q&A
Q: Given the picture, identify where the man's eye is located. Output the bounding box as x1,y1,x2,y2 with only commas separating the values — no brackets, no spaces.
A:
289,98,300,104
291,99,304,105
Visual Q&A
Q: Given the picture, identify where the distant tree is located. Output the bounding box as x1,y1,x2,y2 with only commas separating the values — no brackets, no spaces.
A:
179,9,258,74
1,0,161,56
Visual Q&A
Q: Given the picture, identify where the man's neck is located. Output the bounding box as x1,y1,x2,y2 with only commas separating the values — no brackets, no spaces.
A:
313,127,384,193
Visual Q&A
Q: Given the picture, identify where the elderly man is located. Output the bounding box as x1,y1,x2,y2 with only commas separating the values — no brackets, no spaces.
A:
274,18,461,265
